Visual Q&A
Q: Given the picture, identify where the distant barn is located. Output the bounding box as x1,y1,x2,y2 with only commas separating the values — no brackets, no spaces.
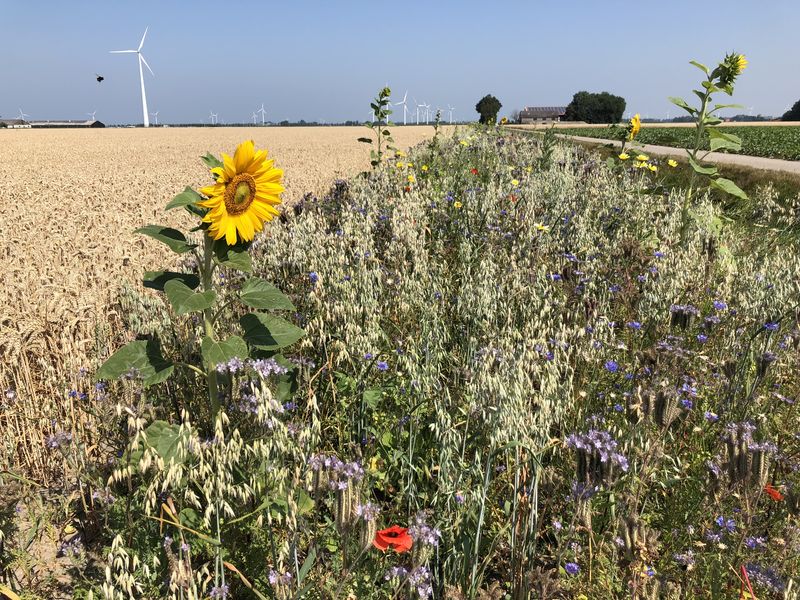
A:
29,119,105,128
518,107,567,124
0,119,32,129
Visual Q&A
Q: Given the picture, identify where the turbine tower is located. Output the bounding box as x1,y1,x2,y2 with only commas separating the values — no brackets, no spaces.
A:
252,111,258,124
150,111,159,125
394,90,409,125
257,103,266,125
110,27,154,127
447,104,455,124
87,110,97,121
18,108,31,121
413,97,424,125
209,111,218,125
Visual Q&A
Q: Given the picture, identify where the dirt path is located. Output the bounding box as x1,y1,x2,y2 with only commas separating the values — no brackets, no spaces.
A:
557,134,800,175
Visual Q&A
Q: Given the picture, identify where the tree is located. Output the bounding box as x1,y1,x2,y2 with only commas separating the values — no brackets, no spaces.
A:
475,94,502,124
564,91,626,124
782,100,800,121
510,109,520,123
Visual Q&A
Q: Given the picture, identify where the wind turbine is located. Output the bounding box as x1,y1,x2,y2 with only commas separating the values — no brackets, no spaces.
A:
87,110,97,122
447,104,455,124
150,111,159,125
394,90,409,125
18,107,30,121
209,111,218,125
110,27,154,127
413,97,423,125
423,102,431,124
257,103,266,125
252,111,258,125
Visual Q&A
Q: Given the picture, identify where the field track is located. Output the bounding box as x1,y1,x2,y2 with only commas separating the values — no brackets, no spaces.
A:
0,126,439,399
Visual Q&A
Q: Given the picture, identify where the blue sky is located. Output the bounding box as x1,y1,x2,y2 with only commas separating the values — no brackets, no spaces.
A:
1,0,798,124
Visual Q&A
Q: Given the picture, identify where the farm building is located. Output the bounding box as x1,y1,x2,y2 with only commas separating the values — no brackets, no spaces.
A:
518,106,567,124
29,119,105,128
0,119,32,129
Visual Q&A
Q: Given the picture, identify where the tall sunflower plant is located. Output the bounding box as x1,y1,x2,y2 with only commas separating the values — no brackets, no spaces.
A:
97,140,302,421
669,52,749,242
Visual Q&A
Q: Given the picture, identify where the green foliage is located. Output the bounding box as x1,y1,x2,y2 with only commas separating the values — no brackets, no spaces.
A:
475,94,502,124
564,90,626,123
556,124,800,161
96,339,174,387
360,86,396,169
782,99,800,121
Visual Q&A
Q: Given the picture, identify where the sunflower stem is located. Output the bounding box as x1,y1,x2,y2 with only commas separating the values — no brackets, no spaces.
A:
202,233,220,418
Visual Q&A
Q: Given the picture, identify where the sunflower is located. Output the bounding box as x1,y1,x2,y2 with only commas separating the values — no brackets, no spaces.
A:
628,113,641,141
199,140,284,245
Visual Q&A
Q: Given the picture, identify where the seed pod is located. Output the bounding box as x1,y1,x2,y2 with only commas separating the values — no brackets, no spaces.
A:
359,518,376,552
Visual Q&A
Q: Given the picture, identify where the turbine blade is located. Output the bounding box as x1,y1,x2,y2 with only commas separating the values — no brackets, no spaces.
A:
110,50,137,53
138,26,149,51
140,54,154,77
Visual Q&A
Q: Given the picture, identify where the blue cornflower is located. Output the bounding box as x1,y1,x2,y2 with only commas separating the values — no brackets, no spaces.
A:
565,562,580,576
713,300,727,311
364,353,374,360
613,403,624,412
697,334,708,343
309,272,319,284
654,251,665,258
377,361,389,371
605,360,619,373
764,322,779,332
704,411,719,422
627,321,642,330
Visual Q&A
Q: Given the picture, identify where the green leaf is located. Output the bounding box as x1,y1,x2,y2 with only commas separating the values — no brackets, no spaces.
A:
164,280,216,315
667,96,696,116
213,240,252,272
241,313,305,351
201,335,248,369
240,278,295,310
135,225,197,254
711,103,743,112
687,155,718,177
708,129,742,152
143,271,200,291
298,547,317,584
96,339,174,387
357,137,373,144
363,388,382,409
201,152,223,169
710,177,748,200
689,60,710,75
129,420,185,465
165,186,203,211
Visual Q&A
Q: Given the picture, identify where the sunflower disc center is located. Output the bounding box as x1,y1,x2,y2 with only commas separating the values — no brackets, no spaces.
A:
224,173,256,216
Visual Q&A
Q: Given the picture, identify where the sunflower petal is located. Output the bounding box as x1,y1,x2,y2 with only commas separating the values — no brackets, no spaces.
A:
234,140,255,173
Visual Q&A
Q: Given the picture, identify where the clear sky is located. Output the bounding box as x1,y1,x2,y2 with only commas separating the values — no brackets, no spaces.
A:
1,0,798,125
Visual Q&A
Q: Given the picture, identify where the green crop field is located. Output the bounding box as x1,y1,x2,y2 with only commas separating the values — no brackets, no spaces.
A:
557,125,800,161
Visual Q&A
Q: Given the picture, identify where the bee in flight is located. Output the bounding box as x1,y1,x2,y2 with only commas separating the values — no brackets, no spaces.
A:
95,74,104,83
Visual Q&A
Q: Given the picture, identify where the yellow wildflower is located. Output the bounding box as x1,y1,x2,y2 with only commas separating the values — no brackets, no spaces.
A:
525,166,533,173
421,165,429,172
648,164,658,172
396,150,407,158
454,201,463,209
618,153,630,160
635,161,647,169
407,162,414,168
735,54,748,74
500,117,508,125
636,154,649,162
534,222,550,232
511,179,520,186
407,174,416,184
459,140,469,146
668,159,678,168
396,161,405,169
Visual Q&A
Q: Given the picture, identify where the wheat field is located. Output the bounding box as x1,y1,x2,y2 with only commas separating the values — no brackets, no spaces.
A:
0,126,438,476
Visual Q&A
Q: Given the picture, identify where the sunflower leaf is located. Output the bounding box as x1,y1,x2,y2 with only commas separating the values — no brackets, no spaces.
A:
96,339,174,387
143,271,200,291
240,278,295,311
135,225,197,254
201,335,248,370
240,313,305,351
201,152,223,169
164,280,216,315
213,241,252,272
165,186,203,211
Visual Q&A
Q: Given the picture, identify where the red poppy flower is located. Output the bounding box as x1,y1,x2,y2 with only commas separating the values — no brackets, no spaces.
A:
764,483,784,502
373,525,413,553
509,194,517,203
470,168,479,175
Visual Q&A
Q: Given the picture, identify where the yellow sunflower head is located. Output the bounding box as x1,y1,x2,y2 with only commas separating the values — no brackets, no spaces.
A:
628,113,641,141
199,140,284,246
